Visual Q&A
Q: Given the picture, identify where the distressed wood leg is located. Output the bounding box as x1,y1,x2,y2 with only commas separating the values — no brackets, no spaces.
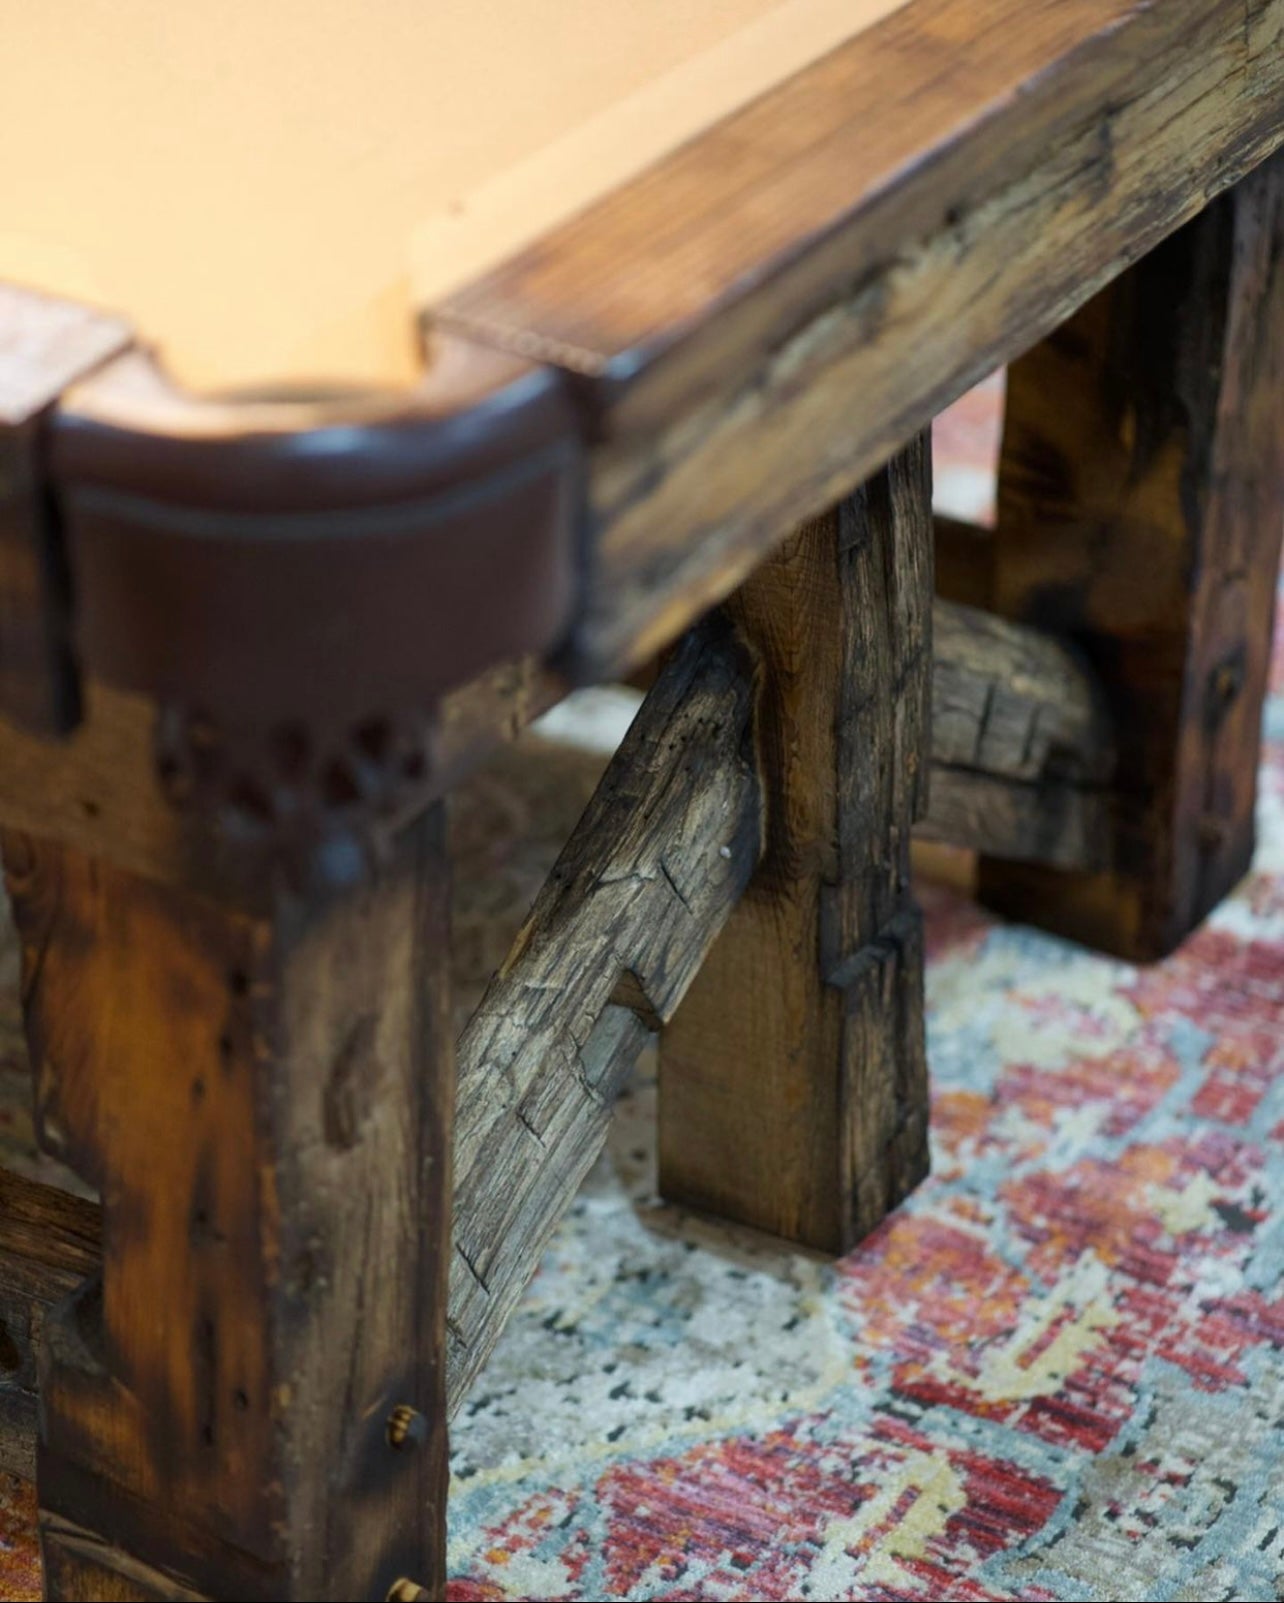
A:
979,153,1284,960
1,811,453,1601
658,435,933,1254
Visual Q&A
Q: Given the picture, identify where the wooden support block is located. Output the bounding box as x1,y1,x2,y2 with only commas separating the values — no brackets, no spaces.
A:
921,599,1116,872
448,615,762,1408
658,436,933,1255
2,813,455,1602
979,153,1284,960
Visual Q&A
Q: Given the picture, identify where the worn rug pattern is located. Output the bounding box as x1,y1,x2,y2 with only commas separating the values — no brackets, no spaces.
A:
0,379,1281,1601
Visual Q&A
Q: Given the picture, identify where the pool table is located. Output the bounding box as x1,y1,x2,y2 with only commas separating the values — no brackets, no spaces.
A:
1,1,1283,1598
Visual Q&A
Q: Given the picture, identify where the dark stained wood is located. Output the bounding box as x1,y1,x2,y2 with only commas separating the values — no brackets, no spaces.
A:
0,413,78,736
0,1171,100,1483
2,814,455,1601
449,614,762,1408
440,0,1284,679
979,152,1284,959
922,600,1116,872
0,682,230,905
934,515,994,611
659,439,932,1254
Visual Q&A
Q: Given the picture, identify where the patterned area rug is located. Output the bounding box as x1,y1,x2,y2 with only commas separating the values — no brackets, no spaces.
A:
2,377,1283,1601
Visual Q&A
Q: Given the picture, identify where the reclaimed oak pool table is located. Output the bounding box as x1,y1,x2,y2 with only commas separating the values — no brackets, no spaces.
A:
1,1,1282,1598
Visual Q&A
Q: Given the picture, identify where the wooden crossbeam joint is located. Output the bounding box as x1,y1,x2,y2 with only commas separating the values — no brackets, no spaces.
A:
920,597,1118,872
0,587,1124,1491
446,611,763,1410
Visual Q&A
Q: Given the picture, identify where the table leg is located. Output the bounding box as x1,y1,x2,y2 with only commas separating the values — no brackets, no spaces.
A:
979,151,1284,961
658,435,933,1254
2,812,453,1602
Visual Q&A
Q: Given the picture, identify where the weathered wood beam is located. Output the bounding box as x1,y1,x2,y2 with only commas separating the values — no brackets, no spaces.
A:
446,613,762,1411
920,599,1116,871
980,152,1284,958
4,811,455,1601
659,439,935,1255
442,0,1284,678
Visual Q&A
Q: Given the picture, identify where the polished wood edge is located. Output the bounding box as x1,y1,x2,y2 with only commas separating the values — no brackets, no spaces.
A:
436,0,1198,374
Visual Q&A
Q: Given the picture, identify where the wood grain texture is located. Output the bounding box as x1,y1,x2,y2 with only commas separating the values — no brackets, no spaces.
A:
0,1171,100,1483
659,440,932,1253
441,0,1284,679
922,600,1116,872
449,614,761,1408
2,815,454,1602
979,152,1284,959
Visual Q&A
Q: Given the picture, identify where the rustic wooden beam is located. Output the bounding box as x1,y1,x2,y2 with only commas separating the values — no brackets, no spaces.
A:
657,438,933,1255
443,0,1284,679
979,152,1284,959
447,614,762,1410
2,812,455,1602
920,599,1116,872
